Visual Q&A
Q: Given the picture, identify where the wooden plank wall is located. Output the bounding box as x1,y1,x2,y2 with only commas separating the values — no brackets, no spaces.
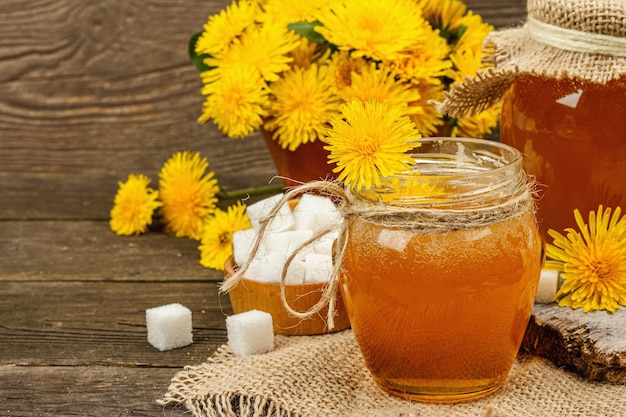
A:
0,1,527,416
0,0,274,221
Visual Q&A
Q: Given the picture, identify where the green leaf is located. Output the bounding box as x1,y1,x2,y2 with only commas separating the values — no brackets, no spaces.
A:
188,32,214,73
287,21,327,44
446,116,458,127
456,24,468,41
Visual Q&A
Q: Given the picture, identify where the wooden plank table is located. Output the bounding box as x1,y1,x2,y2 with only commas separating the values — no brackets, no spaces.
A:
0,1,528,415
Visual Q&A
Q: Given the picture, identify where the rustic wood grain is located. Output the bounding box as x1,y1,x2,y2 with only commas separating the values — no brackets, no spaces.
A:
0,281,230,367
0,0,277,220
464,0,526,28
522,304,626,384
0,366,185,417
0,220,219,281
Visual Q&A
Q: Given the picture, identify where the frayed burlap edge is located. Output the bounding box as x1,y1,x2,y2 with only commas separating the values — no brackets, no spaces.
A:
158,329,626,417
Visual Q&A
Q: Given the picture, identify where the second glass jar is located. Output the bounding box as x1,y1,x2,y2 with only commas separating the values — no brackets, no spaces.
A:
500,75,626,238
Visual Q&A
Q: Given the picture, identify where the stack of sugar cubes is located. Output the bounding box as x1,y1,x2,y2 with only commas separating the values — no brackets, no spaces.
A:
232,193,343,285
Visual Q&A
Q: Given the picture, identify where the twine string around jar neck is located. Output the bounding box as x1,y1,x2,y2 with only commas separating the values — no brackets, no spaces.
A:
219,179,536,330
524,15,626,57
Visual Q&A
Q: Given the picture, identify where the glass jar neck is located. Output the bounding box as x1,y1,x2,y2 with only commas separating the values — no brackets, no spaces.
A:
344,138,534,233
357,138,528,210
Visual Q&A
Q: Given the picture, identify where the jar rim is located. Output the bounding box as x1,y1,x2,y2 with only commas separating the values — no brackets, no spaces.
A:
358,137,527,208
406,137,522,177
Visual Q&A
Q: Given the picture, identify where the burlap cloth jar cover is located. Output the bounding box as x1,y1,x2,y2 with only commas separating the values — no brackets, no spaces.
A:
438,0,626,117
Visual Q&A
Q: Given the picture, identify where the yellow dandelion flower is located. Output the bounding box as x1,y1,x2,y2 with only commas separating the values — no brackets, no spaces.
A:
327,51,369,92
452,103,500,139
358,174,445,204
198,65,269,138
315,0,427,62
408,82,446,137
449,48,482,80
195,0,259,56
288,37,330,70
205,21,301,83
341,63,422,116
325,99,421,191
546,206,626,312
259,0,333,27
110,174,162,236
159,151,220,240
392,27,452,83
417,0,466,37
265,64,342,151
454,12,493,56
199,202,252,271
447,17,493,82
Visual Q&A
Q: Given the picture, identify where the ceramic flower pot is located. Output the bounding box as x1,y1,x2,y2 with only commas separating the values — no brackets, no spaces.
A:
261,129,337,187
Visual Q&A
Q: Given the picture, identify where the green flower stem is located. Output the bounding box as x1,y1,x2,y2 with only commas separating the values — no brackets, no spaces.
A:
217,184,284,201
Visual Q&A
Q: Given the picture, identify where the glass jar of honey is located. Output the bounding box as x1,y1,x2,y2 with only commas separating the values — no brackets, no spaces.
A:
500,75,626,238
339,138,543,402
437,0,626,240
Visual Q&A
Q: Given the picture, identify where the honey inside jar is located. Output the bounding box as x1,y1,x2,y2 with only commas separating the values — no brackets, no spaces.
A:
341,211,542,402
338,138,543,402
500,75,626,238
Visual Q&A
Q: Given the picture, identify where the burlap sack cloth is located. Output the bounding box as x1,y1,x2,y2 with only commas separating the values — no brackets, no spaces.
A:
439,0,626,117
158,329,626,417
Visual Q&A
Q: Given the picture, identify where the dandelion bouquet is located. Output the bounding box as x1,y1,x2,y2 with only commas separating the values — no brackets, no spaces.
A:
191,0,500,153
110,0,502,275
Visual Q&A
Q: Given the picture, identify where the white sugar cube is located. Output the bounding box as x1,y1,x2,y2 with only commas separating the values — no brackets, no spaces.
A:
305,253,333,283
292,210,317,231
245,253,284,283
146,303,193,351
284,252,307,284
232,228,259,266
226,309,274,356
264,229,313,283
313,230,339,255
246,194,295,232
265,229,314,258
535,269,560,303
293,194,342,233
245,250,306,284
234,227,313,263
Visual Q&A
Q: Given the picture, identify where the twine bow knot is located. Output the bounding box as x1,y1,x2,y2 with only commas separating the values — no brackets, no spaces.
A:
220,180,352,330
